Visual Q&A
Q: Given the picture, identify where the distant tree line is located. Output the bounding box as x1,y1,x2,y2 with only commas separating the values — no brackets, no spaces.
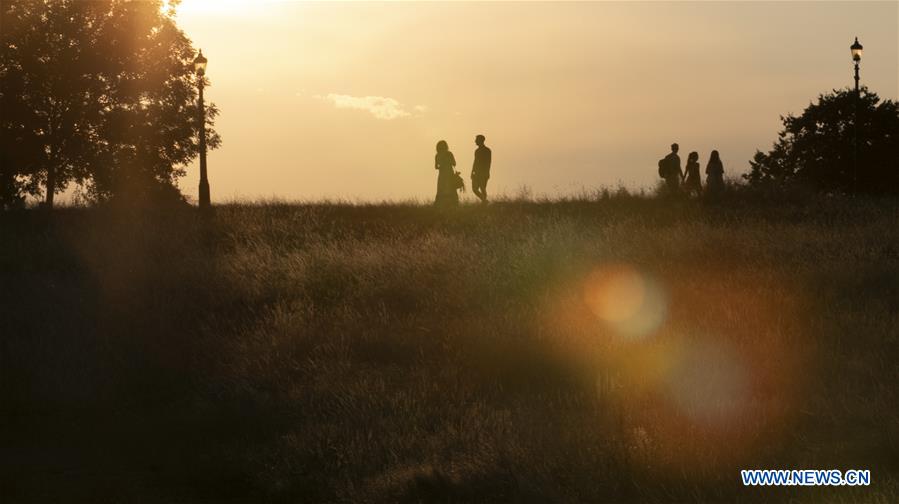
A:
0,0,220,209
746,88,899,194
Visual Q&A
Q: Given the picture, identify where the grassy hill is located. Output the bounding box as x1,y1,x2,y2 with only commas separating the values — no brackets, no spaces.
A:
2,195,898,502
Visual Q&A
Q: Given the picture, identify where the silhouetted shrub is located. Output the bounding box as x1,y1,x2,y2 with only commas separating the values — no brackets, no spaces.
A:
746,88,899,194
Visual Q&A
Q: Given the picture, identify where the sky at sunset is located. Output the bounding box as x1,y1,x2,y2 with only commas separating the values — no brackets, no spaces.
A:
171,1,898,202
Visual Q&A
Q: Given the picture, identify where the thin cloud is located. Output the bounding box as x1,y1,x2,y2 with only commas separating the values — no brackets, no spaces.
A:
320,93,413,120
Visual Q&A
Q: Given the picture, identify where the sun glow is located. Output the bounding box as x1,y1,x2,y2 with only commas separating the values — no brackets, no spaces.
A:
173,0,264,16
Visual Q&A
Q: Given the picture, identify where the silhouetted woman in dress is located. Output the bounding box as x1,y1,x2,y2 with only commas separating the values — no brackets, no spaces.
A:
434,140,458,206
682,151,702,196
705,150,725,197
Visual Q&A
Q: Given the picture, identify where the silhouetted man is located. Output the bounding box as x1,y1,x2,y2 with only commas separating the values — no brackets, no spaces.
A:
471,135,492,203
661,143,682,194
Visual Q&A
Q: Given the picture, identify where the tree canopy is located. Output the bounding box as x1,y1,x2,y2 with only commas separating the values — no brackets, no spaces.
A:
0,0,220,208
745,88,899,194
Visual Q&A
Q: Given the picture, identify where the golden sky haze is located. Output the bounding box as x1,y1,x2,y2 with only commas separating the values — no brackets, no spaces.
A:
172,1,898,202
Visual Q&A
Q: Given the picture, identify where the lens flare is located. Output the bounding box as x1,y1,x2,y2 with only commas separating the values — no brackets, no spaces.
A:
555,266,811,473
665,338,749,425
582,264,667,339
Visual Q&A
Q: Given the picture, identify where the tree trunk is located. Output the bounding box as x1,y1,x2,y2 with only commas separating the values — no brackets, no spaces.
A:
46,113,56,209
45,164,55,208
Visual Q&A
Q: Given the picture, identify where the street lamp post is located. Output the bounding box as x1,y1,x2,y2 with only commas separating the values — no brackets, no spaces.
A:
850,37,863,192
194,50,210,209
851,37,863,93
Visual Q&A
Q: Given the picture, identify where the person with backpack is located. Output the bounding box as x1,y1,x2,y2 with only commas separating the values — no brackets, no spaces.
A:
658,143,682,195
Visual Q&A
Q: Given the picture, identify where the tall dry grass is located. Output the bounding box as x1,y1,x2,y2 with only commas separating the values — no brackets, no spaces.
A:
1,194,898,502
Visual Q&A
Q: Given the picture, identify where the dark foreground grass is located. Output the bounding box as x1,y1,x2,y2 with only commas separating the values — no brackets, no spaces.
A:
2,195,898,503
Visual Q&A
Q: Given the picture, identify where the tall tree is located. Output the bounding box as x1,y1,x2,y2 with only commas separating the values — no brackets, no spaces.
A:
0,0,220,208
746,88,899,194
0,148,25,209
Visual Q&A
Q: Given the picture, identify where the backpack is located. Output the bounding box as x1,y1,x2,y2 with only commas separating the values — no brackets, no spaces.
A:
658,158,668,178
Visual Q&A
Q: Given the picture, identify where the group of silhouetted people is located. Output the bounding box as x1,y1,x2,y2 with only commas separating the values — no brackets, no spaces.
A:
431,138,726,205
659,143,725,197
434,135,491,206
